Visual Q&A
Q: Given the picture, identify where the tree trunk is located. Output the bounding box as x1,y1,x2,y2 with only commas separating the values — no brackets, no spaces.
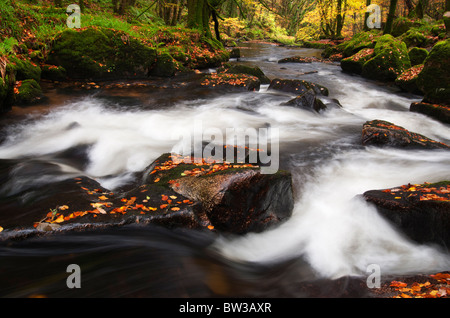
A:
187,0,212,37
364,0,371,30
384,0,398,35
445,0,450,34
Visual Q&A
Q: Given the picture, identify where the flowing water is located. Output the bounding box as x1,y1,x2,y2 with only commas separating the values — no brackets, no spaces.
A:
0,43,449,298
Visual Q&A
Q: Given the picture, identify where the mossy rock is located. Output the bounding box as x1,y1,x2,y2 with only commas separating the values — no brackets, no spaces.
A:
15,79,42,104
340,48,374,75
391,17,415,37
361,34,411,81
41,64,67,81
408,47,428,66
218,63,270,84
149,52,180,77
47,27,157,80
400,29,429,48
416,39,450,105
9,56,41,82
395,64,424,94
342,31,379,58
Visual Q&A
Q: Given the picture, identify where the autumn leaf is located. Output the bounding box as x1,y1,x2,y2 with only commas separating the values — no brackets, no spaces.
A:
59,205,69,210
171,207,180,211
98,195,108,200
0,226,3,232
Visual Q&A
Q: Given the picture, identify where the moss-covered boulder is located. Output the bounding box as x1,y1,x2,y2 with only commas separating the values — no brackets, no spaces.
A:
41,64,67,81
400,29,430,48
408,47,428,66
341,31,379,58
47,27,158,80
395,64,424,94
361,34,411,81
340,48,374,75
391,17,415,37
217,63,270,84
8,55,41,82
148,52,182,77
15,79,42,104
416,39,450,105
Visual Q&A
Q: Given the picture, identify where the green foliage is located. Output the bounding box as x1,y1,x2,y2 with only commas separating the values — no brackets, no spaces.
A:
0,38,18,55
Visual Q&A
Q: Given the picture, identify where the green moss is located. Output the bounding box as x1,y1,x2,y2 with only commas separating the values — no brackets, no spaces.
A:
391,17,415,37
218,63,270,84
340,48,374,75
47,27,157,80
361,35,411,81
416,39,450,105
9,55,41,82
41,64,67,81
342,31,379,57
149,52,180,77
400,29,429,48
16,79,42,104
408,47,428,66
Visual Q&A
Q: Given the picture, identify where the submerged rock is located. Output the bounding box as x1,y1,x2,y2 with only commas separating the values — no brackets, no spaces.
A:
282,89,327,113
361,120,450,149
363,181,450,250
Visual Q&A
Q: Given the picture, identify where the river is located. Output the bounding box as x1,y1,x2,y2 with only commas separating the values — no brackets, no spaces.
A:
0,42,449,298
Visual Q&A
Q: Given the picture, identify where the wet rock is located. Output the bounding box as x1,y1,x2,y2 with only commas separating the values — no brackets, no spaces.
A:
361,120,450,149
217,63,270,84
0,153,294,236
268,78,329,96
282,89,327,113
410,102,450,124
15,79,43,104
363,181,450,250
199,73,261,91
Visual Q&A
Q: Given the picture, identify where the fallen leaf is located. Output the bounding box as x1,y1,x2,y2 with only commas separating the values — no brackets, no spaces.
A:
171,207,180,211
98,195,108,200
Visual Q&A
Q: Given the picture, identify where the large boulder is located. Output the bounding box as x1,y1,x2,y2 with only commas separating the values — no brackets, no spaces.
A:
361,34,411,81
416,39,450,105
217,63,270,84
363,181,450,250
395,64,424,94
410,102,450,124
341,31,379,58
0,153,294,236
340,48,374,75
282,89,327,113
361,120,450,149
47,27,159,80
408,47,428,66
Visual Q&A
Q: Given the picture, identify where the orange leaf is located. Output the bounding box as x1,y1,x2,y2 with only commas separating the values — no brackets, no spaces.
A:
98,195,108,200
171,207,180,211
